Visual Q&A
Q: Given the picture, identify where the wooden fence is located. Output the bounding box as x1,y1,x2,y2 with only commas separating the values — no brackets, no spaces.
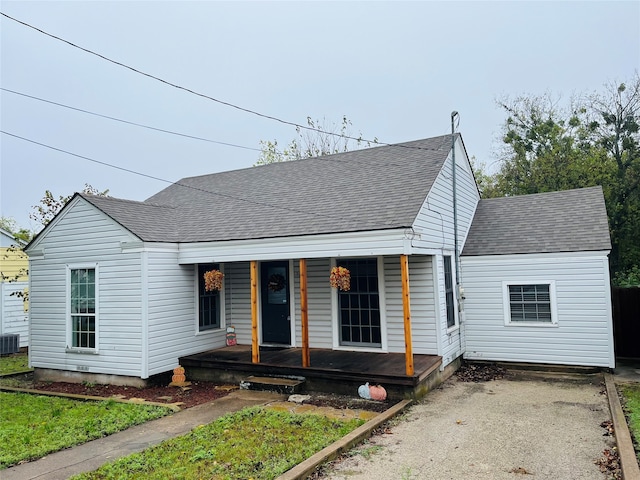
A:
612,287,640,359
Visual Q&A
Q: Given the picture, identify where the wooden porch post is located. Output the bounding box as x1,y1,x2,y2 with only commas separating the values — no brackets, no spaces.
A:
250,260,260,364
400,254,414,376
299,259,310,367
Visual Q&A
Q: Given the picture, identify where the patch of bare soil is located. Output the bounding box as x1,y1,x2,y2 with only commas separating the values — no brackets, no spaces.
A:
3,374,391,412
455,361,509,382
2,373,233,408
303,393,390,413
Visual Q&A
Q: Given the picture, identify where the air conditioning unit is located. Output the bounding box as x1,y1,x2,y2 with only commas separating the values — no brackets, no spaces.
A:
0,334,20,355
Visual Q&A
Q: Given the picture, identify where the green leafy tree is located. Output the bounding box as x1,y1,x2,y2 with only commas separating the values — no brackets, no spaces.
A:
491,74,640,284
0,217,31,243
256,116,377,165
584,79,640,278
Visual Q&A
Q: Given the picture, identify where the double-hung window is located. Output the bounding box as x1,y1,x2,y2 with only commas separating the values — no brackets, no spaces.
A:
504,282,557,325
69,266,97,350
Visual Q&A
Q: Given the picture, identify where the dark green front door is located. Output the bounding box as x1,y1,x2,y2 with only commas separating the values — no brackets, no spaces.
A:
261,261,291,345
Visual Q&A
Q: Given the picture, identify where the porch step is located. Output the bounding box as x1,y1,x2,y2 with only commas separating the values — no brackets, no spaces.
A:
240,375,305,395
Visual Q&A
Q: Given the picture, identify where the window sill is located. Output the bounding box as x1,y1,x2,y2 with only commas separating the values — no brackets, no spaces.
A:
196,327,223,336
333,345,386,354
505,322,558,328
65,348,99,354
446,325,460,335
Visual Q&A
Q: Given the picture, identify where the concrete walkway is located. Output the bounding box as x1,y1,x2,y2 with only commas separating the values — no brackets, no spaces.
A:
3,389,285,480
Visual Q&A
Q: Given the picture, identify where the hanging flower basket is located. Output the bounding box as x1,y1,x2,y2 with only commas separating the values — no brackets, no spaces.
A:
330,266,351,291
203,269,224,292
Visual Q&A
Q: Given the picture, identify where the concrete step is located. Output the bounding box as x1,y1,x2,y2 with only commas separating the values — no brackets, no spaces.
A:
240,375,305,395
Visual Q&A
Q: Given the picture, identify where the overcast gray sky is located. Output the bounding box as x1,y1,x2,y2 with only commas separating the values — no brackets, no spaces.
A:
1,1,638,232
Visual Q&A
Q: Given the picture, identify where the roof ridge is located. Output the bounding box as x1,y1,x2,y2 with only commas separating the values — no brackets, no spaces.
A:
80,193,176,209
170,134,454,184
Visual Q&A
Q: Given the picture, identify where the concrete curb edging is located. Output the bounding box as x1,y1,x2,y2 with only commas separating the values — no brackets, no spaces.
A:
0,385,183,411
276,399,413,480
604,373,640,480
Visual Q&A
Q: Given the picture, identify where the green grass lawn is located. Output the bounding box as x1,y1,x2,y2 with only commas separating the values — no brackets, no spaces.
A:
0,353,30,375
621,384,640,461
0,392,172,469
72,406,365,480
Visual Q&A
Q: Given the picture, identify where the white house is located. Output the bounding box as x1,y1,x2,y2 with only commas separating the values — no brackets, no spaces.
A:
1,228,29,350
23,133,614,392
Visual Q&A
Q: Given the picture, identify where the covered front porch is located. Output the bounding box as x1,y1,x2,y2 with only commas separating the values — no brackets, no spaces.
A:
179,345,451,400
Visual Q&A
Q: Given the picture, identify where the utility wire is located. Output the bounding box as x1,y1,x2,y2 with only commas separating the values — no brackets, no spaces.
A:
1,87,447,167
0,11,450,154
1,87,262,152
0,130,377,224
1,87,402,166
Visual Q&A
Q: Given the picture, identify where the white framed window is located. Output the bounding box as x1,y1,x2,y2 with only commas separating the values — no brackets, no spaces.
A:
331,256,387,351
67,264,98,351
502,281,558,326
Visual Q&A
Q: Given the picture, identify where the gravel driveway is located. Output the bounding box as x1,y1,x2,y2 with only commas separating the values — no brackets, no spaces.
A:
326,373,613,480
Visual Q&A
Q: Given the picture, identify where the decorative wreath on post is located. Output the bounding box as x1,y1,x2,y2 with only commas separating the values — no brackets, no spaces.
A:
330,266,351,291
267,273,286,292
203,269,224,292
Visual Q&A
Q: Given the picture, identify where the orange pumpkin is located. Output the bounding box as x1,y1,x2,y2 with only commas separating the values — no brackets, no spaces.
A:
369,384,387,401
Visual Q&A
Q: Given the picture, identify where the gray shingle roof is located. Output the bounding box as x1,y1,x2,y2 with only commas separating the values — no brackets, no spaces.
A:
462,186,611,256
81,135,454,243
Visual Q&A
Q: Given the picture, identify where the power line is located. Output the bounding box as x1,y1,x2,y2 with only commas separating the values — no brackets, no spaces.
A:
0,11,449,154
0,130,376,225
1,87,262,152
0,87,408,166
0,11,368,143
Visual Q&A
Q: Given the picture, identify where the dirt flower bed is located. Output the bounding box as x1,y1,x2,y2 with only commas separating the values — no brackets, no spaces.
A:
455,361,509,382
2,374,391,411
0,373,234,409
303,393,390,413
31,381,234,408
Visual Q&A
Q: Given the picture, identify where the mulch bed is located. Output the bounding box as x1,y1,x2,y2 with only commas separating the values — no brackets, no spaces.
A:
455,362,509,382
303,393,390,413
3,376,233,409
2,374,390,411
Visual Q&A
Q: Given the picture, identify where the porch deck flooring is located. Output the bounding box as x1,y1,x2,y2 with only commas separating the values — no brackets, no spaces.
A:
180,345,442,387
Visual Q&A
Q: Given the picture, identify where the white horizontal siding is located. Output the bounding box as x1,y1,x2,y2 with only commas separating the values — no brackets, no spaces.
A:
1,281,29,346
383,255,438,354
434,255,463,366
178,229,409,264
224,262,253,344
461,253,614,367
223,260,334,348
146,248,227,376
28,198,145,377
293,258,333,348
412,137,480,252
